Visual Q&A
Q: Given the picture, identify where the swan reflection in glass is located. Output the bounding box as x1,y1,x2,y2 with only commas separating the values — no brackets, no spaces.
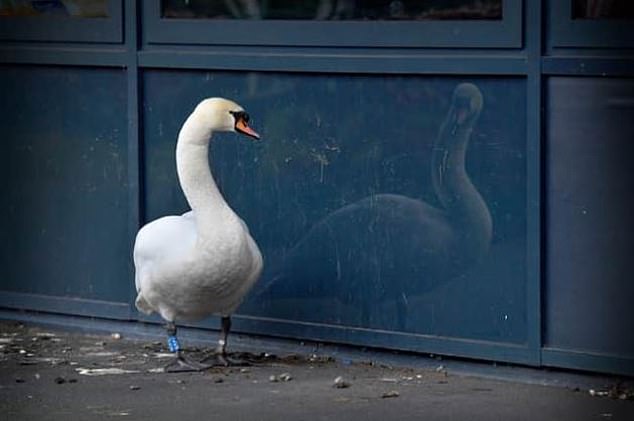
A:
259,84,492,330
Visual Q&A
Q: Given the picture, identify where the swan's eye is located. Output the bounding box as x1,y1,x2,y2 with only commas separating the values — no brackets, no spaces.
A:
231,110,260,140
230,110,249,123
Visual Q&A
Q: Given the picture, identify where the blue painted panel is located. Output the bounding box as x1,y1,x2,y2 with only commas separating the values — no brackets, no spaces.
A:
143,70,527,345
0,65,129,302
545,77,634,357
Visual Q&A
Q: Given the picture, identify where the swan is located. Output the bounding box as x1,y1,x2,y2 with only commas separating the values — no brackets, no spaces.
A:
133,98,263,371
258,83,491,330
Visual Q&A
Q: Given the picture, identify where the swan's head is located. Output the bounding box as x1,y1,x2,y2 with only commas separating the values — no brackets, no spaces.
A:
449,83,483,133
195,97,260,140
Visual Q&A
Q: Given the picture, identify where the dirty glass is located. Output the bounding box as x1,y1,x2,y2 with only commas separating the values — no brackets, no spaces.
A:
162,0,502,20
143,71,526,344
0,66,128,302
0,0,108,17
572,0,634,19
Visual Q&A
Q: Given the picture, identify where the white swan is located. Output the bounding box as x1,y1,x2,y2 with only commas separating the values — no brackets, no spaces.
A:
133,98,263,371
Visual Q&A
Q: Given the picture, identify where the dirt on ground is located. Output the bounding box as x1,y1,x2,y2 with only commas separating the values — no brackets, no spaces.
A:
0,320,633,421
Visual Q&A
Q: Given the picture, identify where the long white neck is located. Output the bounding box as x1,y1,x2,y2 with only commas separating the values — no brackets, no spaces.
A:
176,114,230,228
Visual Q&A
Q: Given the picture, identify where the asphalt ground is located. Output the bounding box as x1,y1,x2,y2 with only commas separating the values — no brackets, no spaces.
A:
1,319,633,421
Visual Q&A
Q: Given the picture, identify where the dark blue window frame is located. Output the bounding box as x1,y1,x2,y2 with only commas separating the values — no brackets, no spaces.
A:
549,2,634,48
0,0,123,43
143,0,521,48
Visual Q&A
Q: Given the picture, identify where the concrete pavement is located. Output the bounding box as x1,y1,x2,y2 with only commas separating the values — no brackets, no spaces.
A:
1,319,633,421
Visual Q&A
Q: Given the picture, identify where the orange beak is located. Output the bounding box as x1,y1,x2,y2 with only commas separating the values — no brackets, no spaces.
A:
235,118,260,140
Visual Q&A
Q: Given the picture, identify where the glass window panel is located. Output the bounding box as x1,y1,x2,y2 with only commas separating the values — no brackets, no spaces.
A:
1,65,128,302
572,0,634,19
162,0,502,20
143,70,526,344
0,0,108,18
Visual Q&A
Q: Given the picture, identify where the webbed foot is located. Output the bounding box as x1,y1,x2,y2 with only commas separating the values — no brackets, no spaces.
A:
164,353,211,373
200,351,251,367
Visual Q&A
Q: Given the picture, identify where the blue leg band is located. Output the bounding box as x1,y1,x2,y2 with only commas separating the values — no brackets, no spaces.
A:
167,335,180,353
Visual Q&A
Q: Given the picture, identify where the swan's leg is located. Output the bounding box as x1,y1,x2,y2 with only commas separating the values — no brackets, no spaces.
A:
216,316,231,361
201,316,249,367
163,322,209,372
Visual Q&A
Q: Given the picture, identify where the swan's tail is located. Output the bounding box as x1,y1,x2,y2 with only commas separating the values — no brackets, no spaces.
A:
135,292,154,315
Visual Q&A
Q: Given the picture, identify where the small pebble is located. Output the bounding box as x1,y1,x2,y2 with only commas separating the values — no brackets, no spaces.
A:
177,379,186,384
129,385,141,391
333,376,350,389
279,373,293,382
214,378,224,384
589,389,609,397
54,377,66,385
381,390,400,399
15,378,25,384
68,378,78,384
110,333,122,340
240,368,250,374
269,375,279,383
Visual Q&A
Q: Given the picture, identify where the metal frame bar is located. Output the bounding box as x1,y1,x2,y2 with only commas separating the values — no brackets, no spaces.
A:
524,0,542,368
230,315,535,365
0,46,127,67
542,57,634,76
542,348,634,377
0,291,130,320
137,50,528,74
125,0,142,318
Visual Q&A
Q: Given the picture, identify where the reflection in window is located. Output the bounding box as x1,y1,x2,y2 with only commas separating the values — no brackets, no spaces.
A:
572,0,634,19
0,0,108,18
162,0,502,21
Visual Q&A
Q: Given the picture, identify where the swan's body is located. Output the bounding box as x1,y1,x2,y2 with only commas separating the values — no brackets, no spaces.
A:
259,84,491,329
134,209,262,322
133,98,262,369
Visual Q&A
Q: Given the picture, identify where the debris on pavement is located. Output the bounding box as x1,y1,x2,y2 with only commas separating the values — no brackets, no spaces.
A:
2,320,634,421
381,390,400,399
333,376,350,389
269,372,293,382
76,368,140,376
